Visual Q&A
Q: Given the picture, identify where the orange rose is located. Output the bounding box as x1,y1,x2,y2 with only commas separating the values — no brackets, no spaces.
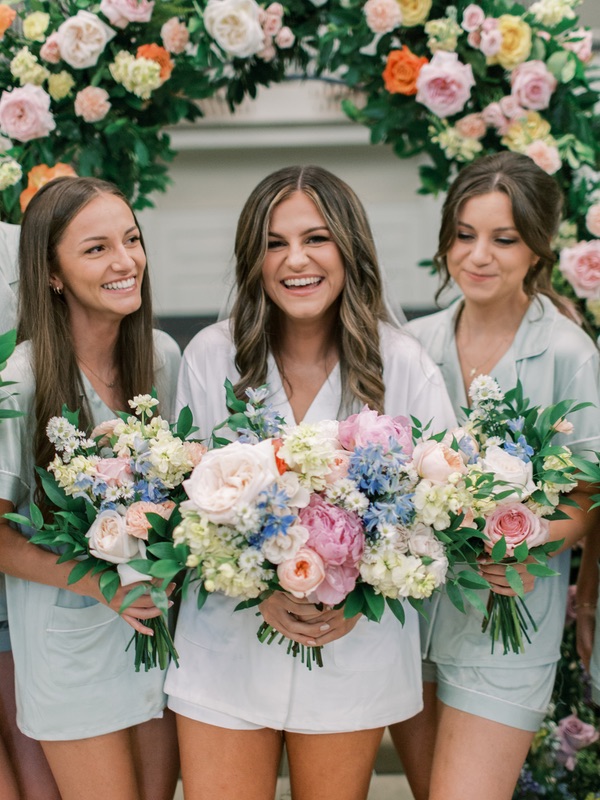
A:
383,46,428,96
20,163,77,212
0,4,16,39
137,44,174,82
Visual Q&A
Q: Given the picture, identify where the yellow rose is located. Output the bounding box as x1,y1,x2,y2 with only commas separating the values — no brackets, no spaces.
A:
487,15,531,70
397,0,432,28
48,71,75,101
501,111,552,151
22,11,50,42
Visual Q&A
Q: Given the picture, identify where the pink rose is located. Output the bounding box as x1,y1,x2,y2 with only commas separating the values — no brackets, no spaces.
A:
277,546,325,598
0,85,55,142
525,140,561,175
40,32,61,64
274,25,294,49
510,60,557,111
559,240,600,299
338,406,412,454
499,94,527,120
74,86,111,123
461,4,485,33
416,51,475,118
412,440,467,483
480,28,502,57
262,6,282,36
257,38,276,62
556,714,599,771
363,0,402,34
161,17,190,54
467,30,481,49
125,500,175,539
483,502,549,556
100,0,154,29
563,28,593,63
324,451,351,485
482,101,509,134
90,417,119,445
553,417,574,435
95,456,134,487
182,441,207,467
56,10,116,69
585,204,600,237
455,112,487,140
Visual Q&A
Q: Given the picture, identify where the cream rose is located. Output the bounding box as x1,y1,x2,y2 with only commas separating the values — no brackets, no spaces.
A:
481,444,536,501
56,10,116,69
87,509,143,563
182,439,280,526
203,0,265,59
412,439,467,483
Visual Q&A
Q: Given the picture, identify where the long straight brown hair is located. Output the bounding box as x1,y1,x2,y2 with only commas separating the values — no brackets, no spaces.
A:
17,176,155,476
231,165,391,414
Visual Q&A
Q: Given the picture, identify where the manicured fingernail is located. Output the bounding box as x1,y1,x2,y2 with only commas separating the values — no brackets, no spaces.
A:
168,601,174,607
319,623,330,632
307,639,317,646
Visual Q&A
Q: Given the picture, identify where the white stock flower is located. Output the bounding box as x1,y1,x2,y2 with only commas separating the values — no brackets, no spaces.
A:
261,522,309,564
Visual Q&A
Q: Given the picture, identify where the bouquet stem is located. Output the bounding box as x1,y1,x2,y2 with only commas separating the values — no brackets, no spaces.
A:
482,592,537,655
127,615,179,672
256,621,323,669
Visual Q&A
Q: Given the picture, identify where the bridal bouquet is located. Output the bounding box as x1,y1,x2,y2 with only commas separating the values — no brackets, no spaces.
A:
173,382,450,668
5,393,203,671
416,375,584,655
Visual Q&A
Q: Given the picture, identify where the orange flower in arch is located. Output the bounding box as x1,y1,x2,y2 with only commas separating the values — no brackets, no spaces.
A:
19,163,77,213
137,44,174,82
383,46,429,96
0,4,16,39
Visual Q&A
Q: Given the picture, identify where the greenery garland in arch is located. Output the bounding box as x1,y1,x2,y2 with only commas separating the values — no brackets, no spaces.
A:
0,0,599,333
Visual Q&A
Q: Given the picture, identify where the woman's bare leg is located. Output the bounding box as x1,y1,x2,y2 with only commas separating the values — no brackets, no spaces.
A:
176,715,282,800
131,710,180,800
429,703,534,800
285,727,384,800
0,651,59,800
388,680,438,800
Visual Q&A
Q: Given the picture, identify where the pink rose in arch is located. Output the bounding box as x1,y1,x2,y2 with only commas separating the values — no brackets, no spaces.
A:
559,240,600,299
510,60,557,111
0,85,55,142
416,51,475,118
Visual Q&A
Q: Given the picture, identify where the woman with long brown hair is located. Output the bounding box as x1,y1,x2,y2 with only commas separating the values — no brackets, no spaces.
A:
0,176,180,799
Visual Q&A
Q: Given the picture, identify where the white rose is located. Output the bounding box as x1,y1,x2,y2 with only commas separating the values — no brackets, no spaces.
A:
56,10,116,69
182,439,279,526
262,522,309,565
481,444,536,501
204,0,265,58
87,509,144,564
407,522,445,560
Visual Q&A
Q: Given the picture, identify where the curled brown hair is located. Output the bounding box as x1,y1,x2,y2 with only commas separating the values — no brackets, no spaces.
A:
17,176,155,478
230,165,390,414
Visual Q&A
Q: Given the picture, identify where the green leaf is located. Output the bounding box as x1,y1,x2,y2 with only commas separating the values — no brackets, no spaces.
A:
99,570,120,602
363,588,385,622
491,537,507,561
461,587,489,616
505,565,524,599
67,559,96,584
176,405,193,438
457,570,490,590
526,563,558,578
343,587,366,618
386,597,406,625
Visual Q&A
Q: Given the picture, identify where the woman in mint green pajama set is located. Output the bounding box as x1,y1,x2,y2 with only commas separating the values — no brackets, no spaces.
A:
0,177,180,800
390,152,600,800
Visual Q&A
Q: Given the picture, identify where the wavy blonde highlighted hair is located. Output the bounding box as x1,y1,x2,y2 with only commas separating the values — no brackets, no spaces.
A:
231,165,391,414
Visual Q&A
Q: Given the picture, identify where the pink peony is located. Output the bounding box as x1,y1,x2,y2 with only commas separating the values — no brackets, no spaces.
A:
363,0,402,34
560,240,600,299
125,500,175,539
585,204,600,237
95,457,134,487
524,140,561,175
40,32,61,64
299,495,364,604
161,17,189,54
455,112,487,140
563,28,593,63
483,502,549,556
338,406,412,454
74,86,111,123
461,4,485,33
277,547,325,598
100,0,154,29
416,51,475,118
412,439,467,483
556,714,599,770
510,60,557,111
0,85,55,142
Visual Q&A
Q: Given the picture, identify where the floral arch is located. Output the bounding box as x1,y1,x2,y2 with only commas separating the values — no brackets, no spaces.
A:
0,0,600,331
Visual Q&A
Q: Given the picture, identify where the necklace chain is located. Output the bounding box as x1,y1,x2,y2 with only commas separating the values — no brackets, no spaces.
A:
78,358,117,389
